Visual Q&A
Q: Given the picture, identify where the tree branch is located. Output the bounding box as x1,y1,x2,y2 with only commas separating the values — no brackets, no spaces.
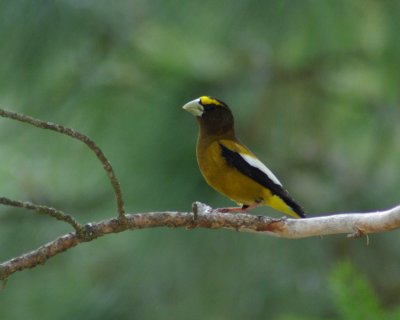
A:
1,107,400,284
0,108,126,220
1,201,400,281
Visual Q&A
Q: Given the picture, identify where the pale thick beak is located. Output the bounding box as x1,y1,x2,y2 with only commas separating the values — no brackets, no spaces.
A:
182,98,204,117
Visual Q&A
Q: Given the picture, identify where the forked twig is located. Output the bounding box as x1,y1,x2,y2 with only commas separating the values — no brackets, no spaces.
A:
0,109,126,220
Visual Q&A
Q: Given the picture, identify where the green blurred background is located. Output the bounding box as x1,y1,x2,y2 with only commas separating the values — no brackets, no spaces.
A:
1,0,400,319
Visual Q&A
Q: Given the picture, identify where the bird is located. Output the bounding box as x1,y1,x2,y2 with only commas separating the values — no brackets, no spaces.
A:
182,96,306,218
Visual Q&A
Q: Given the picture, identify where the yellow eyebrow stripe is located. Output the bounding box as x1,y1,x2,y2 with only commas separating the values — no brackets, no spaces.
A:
200,96,224,107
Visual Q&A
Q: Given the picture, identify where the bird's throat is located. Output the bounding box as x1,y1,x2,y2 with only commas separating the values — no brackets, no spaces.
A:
197,117,236,138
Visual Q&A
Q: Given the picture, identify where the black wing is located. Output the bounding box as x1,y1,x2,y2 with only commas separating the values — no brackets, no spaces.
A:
219,143,305,218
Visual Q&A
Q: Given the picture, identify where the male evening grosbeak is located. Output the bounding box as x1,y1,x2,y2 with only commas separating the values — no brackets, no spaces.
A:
182,96,306,218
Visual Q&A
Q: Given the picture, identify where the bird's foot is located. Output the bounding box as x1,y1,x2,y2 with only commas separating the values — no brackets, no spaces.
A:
213,204,255,214
213,207,245,213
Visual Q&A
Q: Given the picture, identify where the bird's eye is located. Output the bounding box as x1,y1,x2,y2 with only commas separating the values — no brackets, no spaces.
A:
203,104,217,111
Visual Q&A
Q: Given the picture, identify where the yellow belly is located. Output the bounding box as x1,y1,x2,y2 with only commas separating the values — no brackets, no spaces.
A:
197,140,298,217
197,141,267,204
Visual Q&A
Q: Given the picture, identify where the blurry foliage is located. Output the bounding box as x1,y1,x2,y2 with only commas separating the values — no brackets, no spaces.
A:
330,261,385,320
1,0,400,319
281,261,400,320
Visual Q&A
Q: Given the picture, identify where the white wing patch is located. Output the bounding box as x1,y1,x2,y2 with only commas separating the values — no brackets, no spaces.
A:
240,153,283,186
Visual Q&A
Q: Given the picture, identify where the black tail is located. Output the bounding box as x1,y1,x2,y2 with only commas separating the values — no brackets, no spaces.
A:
280,190,306,218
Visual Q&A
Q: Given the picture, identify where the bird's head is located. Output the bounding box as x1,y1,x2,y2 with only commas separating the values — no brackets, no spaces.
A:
182,96,234,136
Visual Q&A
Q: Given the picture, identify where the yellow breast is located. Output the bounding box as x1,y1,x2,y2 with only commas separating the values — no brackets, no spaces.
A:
197,140,273,206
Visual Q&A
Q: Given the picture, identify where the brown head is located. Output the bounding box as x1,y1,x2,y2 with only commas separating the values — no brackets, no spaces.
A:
182,96,235,137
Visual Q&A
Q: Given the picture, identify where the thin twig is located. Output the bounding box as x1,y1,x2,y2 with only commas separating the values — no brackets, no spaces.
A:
1,201,400,282
0,108,126,220
0,197,82,233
